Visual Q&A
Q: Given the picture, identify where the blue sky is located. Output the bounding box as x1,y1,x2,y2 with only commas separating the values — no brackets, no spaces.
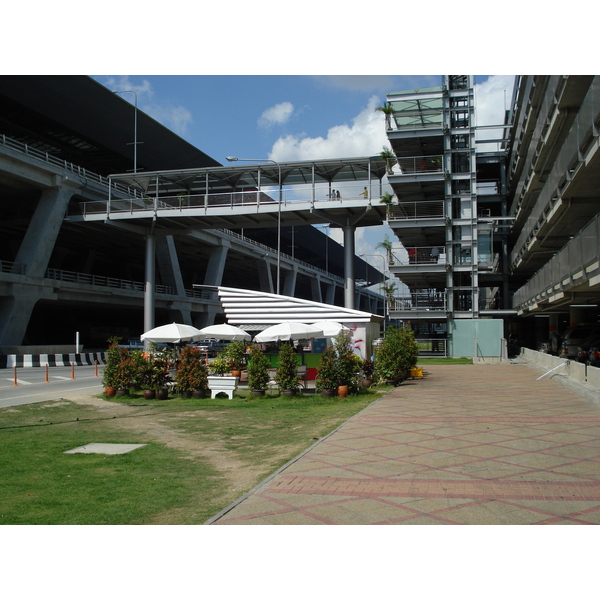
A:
91,74,515,282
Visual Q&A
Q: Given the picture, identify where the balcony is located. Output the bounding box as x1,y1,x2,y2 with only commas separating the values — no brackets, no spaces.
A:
390,291,447,313
388,200,444,222
396,155,444,175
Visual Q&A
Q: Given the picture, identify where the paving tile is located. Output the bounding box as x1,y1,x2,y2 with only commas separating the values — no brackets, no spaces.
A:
211,364,600,525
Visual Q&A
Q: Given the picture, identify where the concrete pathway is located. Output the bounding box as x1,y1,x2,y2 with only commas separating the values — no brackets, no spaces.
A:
210,362,600,525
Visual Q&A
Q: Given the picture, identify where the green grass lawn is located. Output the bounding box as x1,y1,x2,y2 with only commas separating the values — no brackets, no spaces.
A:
418,357,473,365
0,388,386,525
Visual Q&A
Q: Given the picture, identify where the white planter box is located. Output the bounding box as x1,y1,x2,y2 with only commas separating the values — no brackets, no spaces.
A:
207,376,238,399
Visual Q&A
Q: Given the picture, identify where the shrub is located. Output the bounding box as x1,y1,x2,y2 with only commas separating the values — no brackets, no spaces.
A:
176,345,208,393
275,343,301,392
374,326,419,384
246,344,271,391
333,330,362,392
315,346,338,393
224,340,246,371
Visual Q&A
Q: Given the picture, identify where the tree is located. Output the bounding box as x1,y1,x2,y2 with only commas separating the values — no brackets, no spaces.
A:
374,325,419,385
380,147,397,175
376,235,394,264
379,192,394,205
375,103,395,130
275,343,301,394
246,344,271,392
315,346,338,394
175,345,208,394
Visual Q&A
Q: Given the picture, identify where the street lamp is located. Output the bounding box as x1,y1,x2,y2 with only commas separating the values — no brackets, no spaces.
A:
360,253,388,331
226,156,282,294
112,89,139,173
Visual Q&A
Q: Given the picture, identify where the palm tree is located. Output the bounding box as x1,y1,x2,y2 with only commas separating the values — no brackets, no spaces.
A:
381,280,398,308
376,236,394,264
375,103,395,130
380,147,397,175
379,192,394,205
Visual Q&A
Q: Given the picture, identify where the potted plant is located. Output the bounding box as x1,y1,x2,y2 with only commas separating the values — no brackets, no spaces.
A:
275,342,301,396
151,354,173,399
176,345,208,398
102,337,125,397
207,351,238,399
131,350,157,399
361,359,374,388
113,355,136,396
375,103,394,130
224,340,246,377
380,146,397,175
246,343,270,395
315,346,338,397
333,330,361,397
374,325,419,386
210,354,230,376
379,192,395,205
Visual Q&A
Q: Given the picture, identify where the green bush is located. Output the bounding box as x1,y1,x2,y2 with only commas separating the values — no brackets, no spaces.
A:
374,326,419,385
315,346,337,393
246,344,271,391
275,343,301,392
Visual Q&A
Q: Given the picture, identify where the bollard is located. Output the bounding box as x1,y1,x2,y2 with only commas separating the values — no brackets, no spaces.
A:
94,360,99,377
13,366,18,386
45,364,49,383
71,362,75,380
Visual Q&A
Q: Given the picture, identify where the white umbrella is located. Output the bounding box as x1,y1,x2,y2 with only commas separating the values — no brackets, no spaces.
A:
141,322,203,343
254,321,324,343
198,324,252,341
310,321,350,337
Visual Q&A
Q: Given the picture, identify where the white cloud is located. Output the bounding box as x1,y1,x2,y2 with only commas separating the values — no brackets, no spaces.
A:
258,101,294,128
474,75,517,152
269,95,388,161
143,103,193,136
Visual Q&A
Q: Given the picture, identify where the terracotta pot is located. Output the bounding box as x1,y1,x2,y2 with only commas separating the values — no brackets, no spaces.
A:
192,389,206,399
231,370,242,378
337,385,349,398
104,386,116,398
116,388,127,396
251,389,265,396
156,389,169,400
361,379,373,388
282,389,296,397
143,389,156,400
320,389,336,397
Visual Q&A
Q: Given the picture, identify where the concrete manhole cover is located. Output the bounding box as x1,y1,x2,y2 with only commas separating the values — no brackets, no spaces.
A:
64,443,146,455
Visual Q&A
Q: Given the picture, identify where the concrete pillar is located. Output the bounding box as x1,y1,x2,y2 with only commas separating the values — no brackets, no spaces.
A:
343,225,356,309
204,244,229,286
325,282,336,305
156,235,186,295
310,275,322,303
283,266,298,297
569,307,585,327
13,184,77,278
0,288,40,347
257,257,274,293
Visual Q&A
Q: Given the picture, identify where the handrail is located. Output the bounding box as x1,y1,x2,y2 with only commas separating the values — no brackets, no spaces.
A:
387,200,444,221
0,133,140,199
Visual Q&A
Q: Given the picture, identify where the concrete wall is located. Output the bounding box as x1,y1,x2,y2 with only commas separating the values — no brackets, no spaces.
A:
520,347,599,388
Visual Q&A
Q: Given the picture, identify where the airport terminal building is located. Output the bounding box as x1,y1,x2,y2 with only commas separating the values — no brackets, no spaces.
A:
1,75,599,358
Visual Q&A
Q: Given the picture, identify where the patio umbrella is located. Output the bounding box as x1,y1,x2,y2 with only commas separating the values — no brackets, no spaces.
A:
140,322,203,343
198,324,252,341
254,321,325,343
310,321,350,337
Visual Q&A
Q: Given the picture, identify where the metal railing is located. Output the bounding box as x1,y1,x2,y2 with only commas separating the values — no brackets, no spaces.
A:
390,291,447,312
0,133,140,199
513,212,600,310
396,155,444,175
416,338,447,357
387,200,444,221
391,246,447,266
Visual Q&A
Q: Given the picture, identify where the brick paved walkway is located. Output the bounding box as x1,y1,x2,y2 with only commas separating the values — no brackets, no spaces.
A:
210,362,600,525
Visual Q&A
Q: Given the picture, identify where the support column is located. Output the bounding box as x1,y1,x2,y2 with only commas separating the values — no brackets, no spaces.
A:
257,256,274,293
343,224,356,309
204,243,229,286
156,235,186,295
325,282,336,305
310,275,322,303
14,184,77,278
144,234,156,340
282,266,298,297
0,289,40,347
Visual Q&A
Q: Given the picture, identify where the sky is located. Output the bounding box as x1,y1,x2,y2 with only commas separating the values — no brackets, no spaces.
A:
91,74,516,284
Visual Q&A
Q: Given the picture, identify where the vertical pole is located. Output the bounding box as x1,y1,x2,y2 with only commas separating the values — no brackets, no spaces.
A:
144,233,156,349
277,165,282,295
13,366,17,386
343,224,356,309
45,364,49,382
71,362,75,379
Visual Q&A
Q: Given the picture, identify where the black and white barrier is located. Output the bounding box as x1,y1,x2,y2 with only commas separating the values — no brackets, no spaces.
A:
0,352,106,369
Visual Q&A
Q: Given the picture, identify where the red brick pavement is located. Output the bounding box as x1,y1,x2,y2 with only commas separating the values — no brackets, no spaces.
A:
211,363,600,525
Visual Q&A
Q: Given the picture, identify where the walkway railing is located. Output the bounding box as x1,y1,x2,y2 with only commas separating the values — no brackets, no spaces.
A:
390,246,447,266
416,338,447,357
396,155,444,175
388,200,444,221
0,133,140,199
390,292,447,312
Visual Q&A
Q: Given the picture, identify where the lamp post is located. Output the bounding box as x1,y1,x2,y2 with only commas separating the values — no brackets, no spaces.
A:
360,253,388,332
112,89,139,173
226,156,282,294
